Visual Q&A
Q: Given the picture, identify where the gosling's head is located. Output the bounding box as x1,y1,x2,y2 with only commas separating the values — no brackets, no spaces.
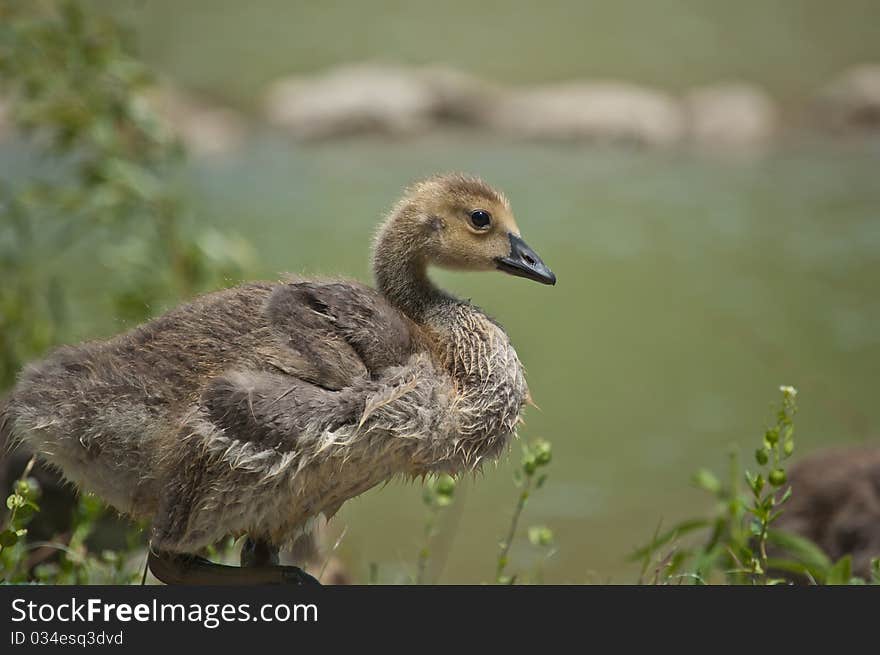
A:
377,173,556,285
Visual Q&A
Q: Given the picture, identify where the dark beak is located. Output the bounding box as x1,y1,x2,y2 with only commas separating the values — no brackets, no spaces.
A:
495,234,556,285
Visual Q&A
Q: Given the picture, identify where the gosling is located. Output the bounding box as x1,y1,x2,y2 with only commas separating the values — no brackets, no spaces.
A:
1,173,556,584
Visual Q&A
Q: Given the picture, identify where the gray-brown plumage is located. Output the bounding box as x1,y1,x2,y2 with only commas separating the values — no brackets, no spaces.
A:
774,446,880,579
1,173,555,563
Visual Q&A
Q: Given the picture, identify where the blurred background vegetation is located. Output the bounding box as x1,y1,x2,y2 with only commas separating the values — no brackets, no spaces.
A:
1,0,879,583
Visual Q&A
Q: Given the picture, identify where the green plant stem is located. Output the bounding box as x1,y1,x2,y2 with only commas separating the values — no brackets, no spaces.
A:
415,509,435,585
2,456,36,534
429,481,468,584
496,475,532,583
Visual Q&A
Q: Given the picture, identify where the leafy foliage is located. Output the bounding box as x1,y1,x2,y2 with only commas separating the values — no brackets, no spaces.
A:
408,438,556,585
0,459,144,584
0,0,251,583
633,386,876,585
496,438,554,584
0,0,251,388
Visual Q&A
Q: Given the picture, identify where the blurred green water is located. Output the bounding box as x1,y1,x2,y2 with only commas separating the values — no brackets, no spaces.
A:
18,134,876,582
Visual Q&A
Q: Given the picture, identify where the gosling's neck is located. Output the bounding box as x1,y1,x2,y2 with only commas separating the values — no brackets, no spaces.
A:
372,220,453,321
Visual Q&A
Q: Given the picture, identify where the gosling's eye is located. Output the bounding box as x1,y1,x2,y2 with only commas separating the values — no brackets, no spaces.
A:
469,210,492,230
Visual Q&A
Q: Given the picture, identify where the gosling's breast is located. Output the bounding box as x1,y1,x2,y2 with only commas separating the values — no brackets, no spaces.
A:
429,304,529,441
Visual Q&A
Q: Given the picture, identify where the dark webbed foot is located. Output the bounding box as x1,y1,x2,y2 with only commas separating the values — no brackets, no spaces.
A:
148,540,320,585
240,537,280,567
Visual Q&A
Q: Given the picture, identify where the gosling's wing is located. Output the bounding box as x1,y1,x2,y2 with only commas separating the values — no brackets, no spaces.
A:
183,278,420,456
154,366,385,550
154,282,422,548
262,279,419,389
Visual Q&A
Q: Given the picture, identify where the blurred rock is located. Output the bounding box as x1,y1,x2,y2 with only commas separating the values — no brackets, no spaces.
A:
775,445,880,579
419,65,503,125
485,82,685,146
815,64,880,133
145,85,248,157
264,63,439,139
684,82,777,151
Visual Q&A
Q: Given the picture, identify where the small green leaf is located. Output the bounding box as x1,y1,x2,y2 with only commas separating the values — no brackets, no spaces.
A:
826,555,853,585
765,557,817,581
15,504,35,523
628,519,710,561
693,469,721,494
745,472,765,495
0,529,19,547
779,486,793,504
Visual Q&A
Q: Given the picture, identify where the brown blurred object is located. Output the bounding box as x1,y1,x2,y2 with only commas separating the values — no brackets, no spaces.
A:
262,64,686,146
485,82,684,147
418,65,504,126
255,61,880,146
264,63,441,139
142,83,248,157
263,63,502,140
814,64,880,134
775,446,880,579
684,82,777,152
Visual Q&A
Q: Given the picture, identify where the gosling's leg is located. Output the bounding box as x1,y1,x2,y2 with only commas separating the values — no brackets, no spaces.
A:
240,537,320,584
148,541,320,585
240,536,280,567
